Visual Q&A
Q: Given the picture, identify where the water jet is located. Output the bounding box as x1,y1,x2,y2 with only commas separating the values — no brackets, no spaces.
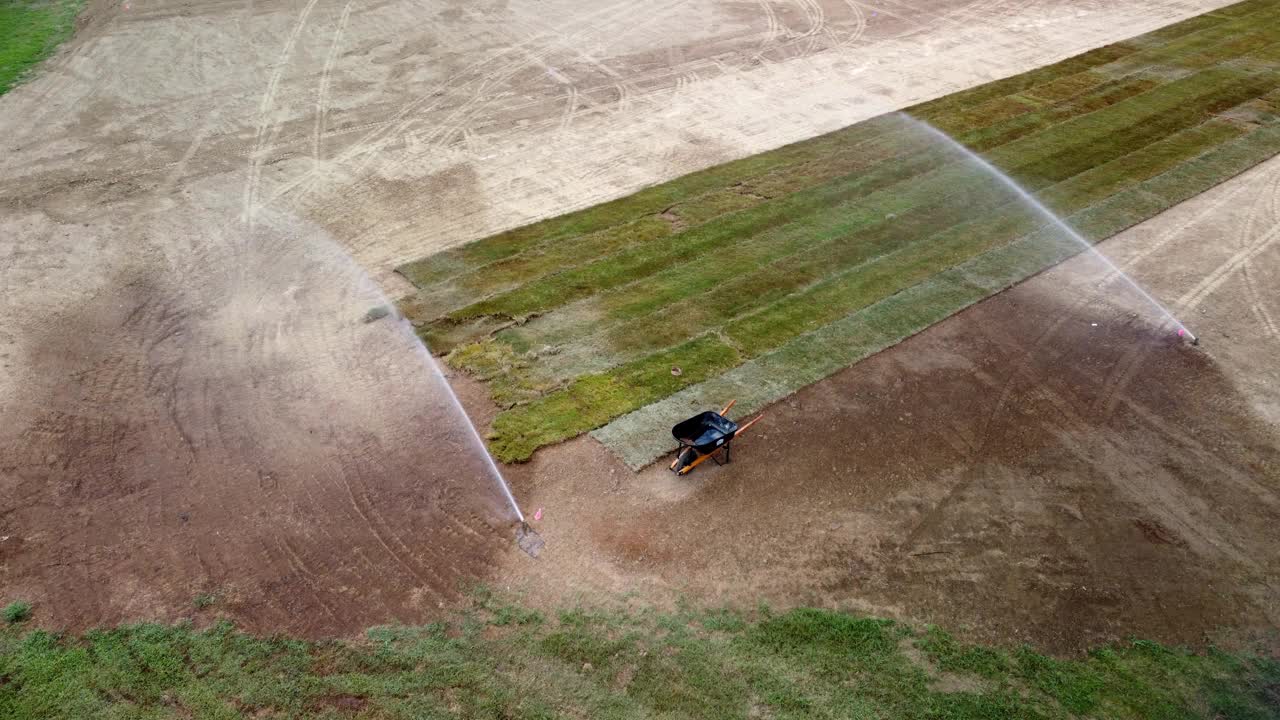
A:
899,113,1198,346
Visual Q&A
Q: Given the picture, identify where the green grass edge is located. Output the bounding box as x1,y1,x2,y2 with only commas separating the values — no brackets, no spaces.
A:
2,597,1276,719
0,0,86,96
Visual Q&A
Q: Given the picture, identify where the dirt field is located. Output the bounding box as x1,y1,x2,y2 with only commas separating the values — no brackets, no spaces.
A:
2,0,1273,643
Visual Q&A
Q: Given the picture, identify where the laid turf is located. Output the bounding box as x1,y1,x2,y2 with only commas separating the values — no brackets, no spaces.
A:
3,597,1276,719
398,0,1280,463
0,0,83,95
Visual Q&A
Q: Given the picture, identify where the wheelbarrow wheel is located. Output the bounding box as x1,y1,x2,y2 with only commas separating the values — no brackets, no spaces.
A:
672,447,697,475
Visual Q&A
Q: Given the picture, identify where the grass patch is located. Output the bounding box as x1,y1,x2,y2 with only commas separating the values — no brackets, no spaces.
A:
3,601,32,624
0,0,84,95
2,602,1275,719
488,334,740,462
399,0,1280,462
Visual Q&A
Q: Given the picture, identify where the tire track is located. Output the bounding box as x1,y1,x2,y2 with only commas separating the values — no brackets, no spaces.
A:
1176,222,1280,314
337,467,431,586
1237,163,1280,339
276,537,343,622
977,332,1257,567
288,0,692,216
313,0,356,171
754,0,782,56
242,0,323,227
269,0,653,202
838,0,869,51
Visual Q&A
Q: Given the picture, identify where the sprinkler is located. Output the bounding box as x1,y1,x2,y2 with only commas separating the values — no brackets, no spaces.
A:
1177,328,1200,346
516,522,544,558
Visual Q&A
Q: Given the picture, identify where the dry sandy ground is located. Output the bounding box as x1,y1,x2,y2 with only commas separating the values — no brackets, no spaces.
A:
0,0,1261,639
490,153,1280,654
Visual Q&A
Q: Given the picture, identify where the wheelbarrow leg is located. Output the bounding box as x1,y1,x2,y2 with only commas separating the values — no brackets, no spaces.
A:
678,450,718,475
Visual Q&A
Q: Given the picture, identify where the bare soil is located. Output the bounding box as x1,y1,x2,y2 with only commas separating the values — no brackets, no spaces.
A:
0,209,521,636
2,0,1273,648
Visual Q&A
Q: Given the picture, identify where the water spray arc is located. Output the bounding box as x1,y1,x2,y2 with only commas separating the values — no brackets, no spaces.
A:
899,113,1198,345
407,323,545,555
420,347,525,523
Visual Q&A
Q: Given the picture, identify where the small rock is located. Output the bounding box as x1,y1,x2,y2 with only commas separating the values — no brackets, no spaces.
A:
362,305,391,323
582,662,593,672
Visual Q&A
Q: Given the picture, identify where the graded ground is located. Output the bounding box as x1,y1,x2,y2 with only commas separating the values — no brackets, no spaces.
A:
1,0,1277,666
399,2,1280,466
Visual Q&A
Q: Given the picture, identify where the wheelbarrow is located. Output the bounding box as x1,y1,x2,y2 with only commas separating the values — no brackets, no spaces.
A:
669,400,763,476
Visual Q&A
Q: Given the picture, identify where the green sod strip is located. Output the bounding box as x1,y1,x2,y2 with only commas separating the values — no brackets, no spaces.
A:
423,137,965,350
3,605,1276,719
597,181,1032,357
470,86,1248,368
514,159,1027,372
1037,119,1245,212
559,116,1240,372
593,122,1280,469
934,72,1157,144
396,115,907,286
910,4,1280,148
458,74,1187,356
406,124,943,325
1098,2,1280,76
403,216,673,323
487,335,741,463
957,75,1162,153
472,116,1245,399
474,157,1023,385
910,42,1142,127
1022,69,1117,104
990,63,1279,189
443,58,1272,339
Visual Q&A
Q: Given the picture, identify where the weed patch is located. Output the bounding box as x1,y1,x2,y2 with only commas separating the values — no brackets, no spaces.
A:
3,601,32,624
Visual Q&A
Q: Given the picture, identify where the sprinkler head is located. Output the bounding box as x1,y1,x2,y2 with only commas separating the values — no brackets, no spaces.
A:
516,522,544,558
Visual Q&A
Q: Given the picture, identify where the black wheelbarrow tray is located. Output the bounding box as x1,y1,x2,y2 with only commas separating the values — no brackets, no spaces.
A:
669,400,763,476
